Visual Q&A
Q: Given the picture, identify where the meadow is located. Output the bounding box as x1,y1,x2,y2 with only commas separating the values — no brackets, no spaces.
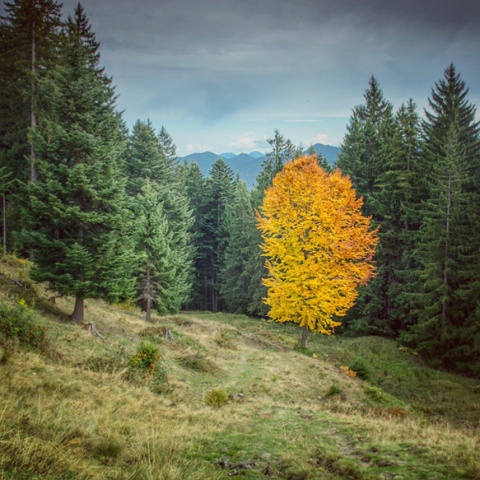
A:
0,254,479,479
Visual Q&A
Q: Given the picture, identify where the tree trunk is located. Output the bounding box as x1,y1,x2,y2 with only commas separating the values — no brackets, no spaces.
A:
30,13,37,183
301,324,309,349
441,173,452,330
71,297,84,323
145,266,152,322
2,192,6,253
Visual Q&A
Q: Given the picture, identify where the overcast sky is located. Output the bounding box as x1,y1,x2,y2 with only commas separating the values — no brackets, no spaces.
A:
5,0,480,155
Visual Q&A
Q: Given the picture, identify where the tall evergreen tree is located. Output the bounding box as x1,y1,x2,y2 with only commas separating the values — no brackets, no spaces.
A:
220,180,259,313
125,119,165,196
0,0,62,250
335,77,402,334
181,161,206,309
22,4,135,322
252,129,299,207
125,120,194,314
192,158,234,311
134,180,173,320
158,126,178,165
336,76,395,216
407,65,480,373
379,100,424,333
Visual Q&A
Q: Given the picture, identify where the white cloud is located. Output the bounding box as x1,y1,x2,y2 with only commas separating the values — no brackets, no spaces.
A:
229,132,268,153
185,143,212,153
305,133,329,146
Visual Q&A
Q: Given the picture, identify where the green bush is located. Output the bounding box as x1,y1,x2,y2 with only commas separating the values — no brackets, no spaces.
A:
129,340,160,376
364,385,389,404
204,388,228,408
0,300,49,353
325,384,343,398
349,358,373,381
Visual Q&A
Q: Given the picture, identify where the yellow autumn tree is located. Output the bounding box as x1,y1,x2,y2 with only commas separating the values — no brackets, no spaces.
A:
257,155,378,347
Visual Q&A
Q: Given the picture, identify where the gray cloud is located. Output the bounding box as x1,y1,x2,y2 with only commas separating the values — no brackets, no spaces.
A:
3,0,479,152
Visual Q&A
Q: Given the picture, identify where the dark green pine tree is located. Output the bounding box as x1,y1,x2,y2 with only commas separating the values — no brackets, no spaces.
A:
220,179,259,313
181,161,206,309
382,100,425,333
134,180,173,321
193,158,234,311
251,129,299,206
23,4,135,323
125,120,194,314
158,127,178,166
125,119,166,196
0,0,62,251
335,76,399,335
407,65,480,373
155,126,194,312
336,76,395,216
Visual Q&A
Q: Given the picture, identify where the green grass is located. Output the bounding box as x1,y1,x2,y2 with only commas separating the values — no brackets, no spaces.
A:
0,254,479,479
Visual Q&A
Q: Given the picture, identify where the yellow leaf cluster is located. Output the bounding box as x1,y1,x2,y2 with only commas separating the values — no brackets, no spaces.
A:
341,366,357,378
257,155,378,335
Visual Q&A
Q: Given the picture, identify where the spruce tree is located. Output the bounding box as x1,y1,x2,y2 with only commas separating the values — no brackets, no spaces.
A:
382,100,424,333
336,76,395,216
0,0,62,250
181,161,206,309
125,119,165,196
192,158,234,311
252,129,299,206
134,180,173,320
125,120,194,314
408,65,480,373
220,180,258,313
23,4,135,322
335,77,401,334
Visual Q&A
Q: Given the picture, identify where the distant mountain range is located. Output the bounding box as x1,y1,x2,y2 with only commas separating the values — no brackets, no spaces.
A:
180,144,341,188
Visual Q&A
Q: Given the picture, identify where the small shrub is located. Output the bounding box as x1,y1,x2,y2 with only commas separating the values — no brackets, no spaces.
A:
0,300,49,353
205,388,228,408
349,358,373,381
129,340,160,376
364,385,389,404
325,384,343,398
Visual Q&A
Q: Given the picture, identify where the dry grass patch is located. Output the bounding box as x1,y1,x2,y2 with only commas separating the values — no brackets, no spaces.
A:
1,259,479,479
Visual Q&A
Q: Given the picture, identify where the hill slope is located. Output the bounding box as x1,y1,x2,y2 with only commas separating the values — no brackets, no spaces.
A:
0,255,479,479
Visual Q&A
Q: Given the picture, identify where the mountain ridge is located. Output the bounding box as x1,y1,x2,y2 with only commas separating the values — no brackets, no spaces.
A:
180,143,341,188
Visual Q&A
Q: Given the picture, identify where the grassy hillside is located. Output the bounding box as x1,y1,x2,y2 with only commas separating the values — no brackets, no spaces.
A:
0,254,479,479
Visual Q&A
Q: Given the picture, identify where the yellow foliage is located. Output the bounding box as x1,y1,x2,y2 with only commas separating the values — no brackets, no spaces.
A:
257,155,378,335
18,298,28,309
341,365,357,378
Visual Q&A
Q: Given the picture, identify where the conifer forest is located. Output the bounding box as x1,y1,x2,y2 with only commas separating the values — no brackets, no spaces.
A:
1,0,479,377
